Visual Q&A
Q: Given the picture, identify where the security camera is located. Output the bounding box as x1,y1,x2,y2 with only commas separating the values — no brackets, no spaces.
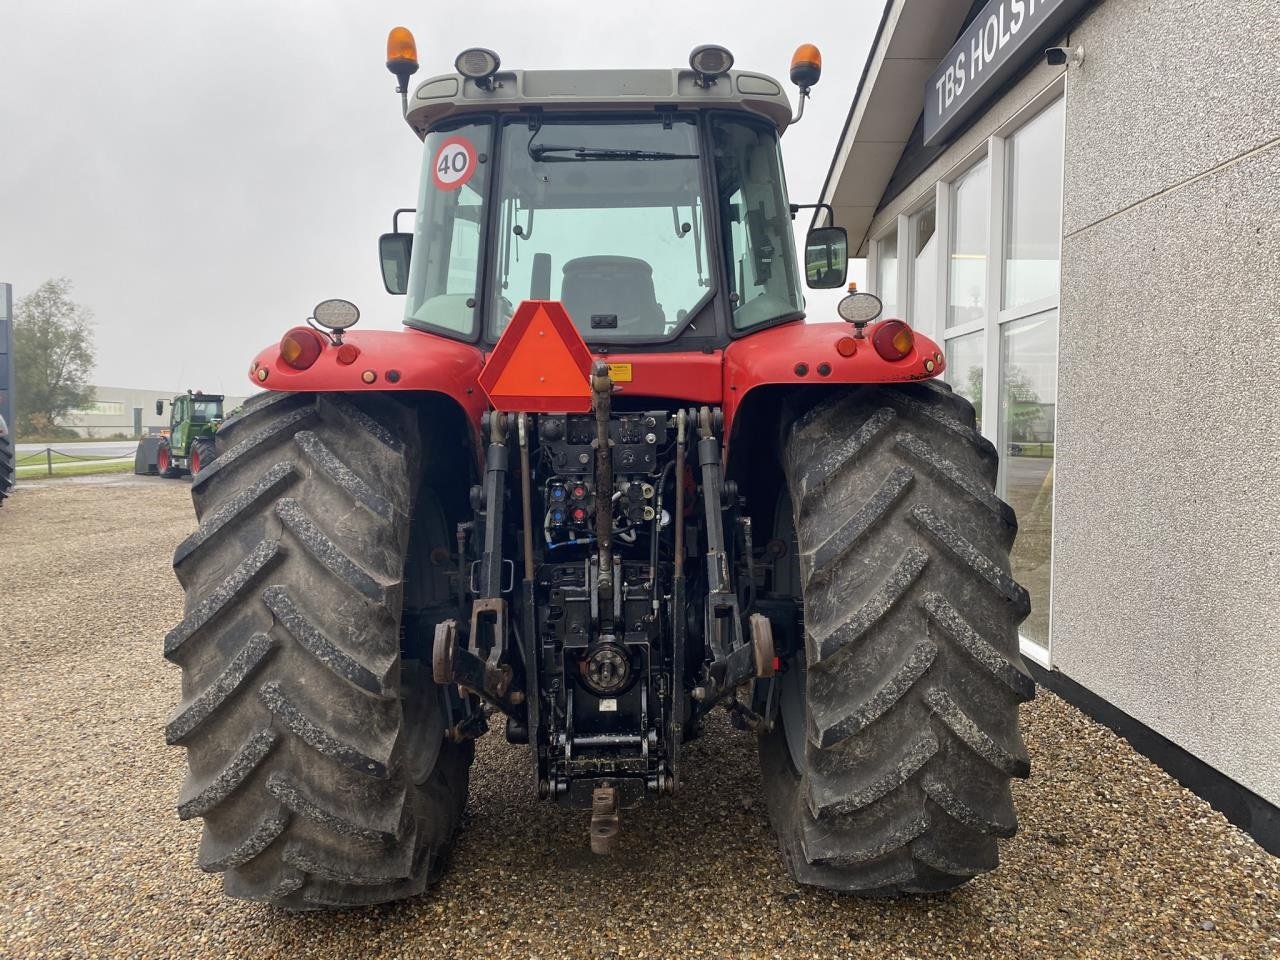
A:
1045,45,1084,67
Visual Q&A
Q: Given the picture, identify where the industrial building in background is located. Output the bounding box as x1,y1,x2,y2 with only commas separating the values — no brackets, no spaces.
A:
67,385,249,438
817,0,1278,850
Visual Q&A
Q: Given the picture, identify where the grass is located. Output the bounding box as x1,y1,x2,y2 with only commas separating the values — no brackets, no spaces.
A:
15,459,136,479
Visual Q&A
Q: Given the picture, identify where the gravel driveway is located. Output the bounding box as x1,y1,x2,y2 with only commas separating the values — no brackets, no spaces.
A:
1,478,1276,959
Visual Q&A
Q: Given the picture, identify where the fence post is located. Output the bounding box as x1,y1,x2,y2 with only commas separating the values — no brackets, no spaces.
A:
47,447,53,477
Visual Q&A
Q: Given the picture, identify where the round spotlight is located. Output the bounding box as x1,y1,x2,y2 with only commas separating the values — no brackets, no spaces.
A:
837,291,883,325
455,47,501,83
313,298,361,332
689,44,734,83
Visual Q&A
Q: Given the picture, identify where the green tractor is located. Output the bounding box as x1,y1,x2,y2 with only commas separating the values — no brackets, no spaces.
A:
155,391,223,478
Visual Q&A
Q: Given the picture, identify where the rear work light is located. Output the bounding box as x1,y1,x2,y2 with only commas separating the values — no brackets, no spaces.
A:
872,320,915,362
279,327,325,370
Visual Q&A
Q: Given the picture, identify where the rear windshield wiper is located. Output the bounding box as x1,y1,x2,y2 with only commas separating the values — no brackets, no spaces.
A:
529,144,699,162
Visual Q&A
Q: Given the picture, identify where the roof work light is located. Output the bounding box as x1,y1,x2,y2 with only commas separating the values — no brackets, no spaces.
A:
689,44,734,86
455,47,502,89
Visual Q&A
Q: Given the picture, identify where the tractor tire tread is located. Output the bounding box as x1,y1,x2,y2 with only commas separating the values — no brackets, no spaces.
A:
761,381,1033,896
168,391,469,909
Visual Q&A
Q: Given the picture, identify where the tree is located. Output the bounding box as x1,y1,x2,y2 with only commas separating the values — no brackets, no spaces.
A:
1003,364,1043,442
13,278,96,435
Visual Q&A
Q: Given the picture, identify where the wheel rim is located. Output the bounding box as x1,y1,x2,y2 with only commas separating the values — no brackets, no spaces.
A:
158,447,169,472
191,447,200,474
780,643,807,772
773,489,808,773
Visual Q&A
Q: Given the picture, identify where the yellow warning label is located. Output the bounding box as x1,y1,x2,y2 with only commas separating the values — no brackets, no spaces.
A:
607,362,633,382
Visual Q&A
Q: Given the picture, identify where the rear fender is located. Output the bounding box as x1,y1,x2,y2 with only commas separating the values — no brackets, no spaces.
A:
249,327,489,435
722,319,944,452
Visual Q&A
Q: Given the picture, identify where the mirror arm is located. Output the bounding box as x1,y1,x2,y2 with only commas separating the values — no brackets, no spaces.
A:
789,201,835,225
790,85,811,125
392,207,416,234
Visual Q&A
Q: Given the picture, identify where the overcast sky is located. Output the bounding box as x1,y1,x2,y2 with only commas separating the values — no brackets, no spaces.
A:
0,0,876,394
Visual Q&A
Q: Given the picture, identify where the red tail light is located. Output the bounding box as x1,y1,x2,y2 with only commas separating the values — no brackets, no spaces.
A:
872,320,915,362
279,327,325,370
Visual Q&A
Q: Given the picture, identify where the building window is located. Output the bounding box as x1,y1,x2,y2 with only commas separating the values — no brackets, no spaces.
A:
875,226,898,318
69,401,125,417
930,94,1063,660
999,309,1058,647
909,202,937,330
1004,98,1065,311
944,331,984,433
947,159,988,328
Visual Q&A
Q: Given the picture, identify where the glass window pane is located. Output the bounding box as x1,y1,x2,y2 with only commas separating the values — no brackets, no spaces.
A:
713,117,804,330
944,331,984,434
910,203,937,331
1004,98,1065,310
876,227,898,318
490,117,716,341
948,159,988,328
405,121,493,336
999,309,1058,647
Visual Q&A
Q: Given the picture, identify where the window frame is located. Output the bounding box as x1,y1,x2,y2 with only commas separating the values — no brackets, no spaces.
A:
870,77,1066,667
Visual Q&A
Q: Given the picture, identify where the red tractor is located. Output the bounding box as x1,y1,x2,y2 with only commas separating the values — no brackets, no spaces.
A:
165,31,1033,909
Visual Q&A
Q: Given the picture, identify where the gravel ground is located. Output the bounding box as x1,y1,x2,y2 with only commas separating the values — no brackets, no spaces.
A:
1,478,1276,959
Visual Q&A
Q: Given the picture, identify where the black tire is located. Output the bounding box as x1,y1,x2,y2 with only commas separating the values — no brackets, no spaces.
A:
760,380,1035,895
0,430,12,505
165,391,471,909
190,437,217,478
157,438,182,478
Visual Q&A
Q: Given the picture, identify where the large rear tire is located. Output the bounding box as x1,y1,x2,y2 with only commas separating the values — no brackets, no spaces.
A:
760,380,1035,895
157,439,181,479
0,429,12,505
190,437,216,478
165,391,471,909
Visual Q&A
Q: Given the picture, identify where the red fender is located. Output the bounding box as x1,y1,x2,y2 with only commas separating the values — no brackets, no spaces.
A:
249,328,489,428
249,313,942,461
721,319,944,436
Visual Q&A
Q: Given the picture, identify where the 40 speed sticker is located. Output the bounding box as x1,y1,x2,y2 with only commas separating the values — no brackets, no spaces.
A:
432,136,478,191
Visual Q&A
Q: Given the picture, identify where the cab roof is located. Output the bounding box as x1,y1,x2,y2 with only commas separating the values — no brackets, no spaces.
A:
405,68,795,137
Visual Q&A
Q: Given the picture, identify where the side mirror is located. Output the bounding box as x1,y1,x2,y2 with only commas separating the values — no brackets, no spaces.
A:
804,226,848,289
155,400,164,416
379,233,413,295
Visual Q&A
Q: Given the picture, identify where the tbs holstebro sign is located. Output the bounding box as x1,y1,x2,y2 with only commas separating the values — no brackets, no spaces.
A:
924,0,1090,146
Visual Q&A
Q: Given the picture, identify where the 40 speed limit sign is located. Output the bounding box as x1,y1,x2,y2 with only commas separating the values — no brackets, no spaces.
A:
432,136,478,191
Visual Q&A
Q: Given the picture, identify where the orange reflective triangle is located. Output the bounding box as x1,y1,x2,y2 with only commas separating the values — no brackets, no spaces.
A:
478,300,594,413
490,306,589,396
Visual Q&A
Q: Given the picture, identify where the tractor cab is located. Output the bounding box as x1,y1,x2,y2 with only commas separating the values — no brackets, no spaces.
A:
379,45,848,352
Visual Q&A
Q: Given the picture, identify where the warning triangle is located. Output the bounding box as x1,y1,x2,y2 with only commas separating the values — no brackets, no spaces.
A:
478,300,594,413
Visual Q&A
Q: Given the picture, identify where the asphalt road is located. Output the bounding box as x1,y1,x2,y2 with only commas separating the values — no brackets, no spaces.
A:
15,439,140,458
0,479,1276,960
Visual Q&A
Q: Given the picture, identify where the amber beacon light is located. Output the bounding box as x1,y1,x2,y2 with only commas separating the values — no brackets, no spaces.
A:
387,27,419,73
386,26,420,111
788,44,822,123
790,44,822,88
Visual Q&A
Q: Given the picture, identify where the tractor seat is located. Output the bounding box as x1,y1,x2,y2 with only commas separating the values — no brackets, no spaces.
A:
560,256,665,334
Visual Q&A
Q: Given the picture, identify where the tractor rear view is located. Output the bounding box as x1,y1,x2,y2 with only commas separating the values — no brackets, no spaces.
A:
164,32,1034,910
155,391,222,478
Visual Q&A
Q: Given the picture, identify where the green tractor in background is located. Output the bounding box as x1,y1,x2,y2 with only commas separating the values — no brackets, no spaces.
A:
155,391,222,478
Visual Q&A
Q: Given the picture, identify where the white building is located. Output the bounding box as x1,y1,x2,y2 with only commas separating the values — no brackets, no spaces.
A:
818,0,1279,852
